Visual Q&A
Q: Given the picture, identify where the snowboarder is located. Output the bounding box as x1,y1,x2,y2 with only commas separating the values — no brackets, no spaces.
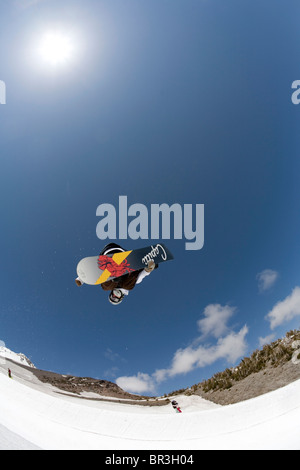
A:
171,399,182,413
75,243,157,305
101,243,156,305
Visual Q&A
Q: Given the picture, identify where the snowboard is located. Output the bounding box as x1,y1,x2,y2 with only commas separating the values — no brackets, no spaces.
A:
76,243,174,286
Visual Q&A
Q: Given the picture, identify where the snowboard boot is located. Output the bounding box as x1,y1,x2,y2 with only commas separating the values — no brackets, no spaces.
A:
75,277,83,286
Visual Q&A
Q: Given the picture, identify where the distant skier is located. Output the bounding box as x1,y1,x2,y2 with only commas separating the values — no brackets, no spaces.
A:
75,243,157,305
171,399,182,413
8,368,12,379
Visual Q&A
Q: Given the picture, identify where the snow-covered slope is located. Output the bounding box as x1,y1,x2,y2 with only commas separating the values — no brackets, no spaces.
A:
0,356,300,450
0,347,35,368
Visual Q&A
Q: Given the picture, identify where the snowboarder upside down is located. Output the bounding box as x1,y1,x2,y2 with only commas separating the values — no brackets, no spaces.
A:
75,243,157,305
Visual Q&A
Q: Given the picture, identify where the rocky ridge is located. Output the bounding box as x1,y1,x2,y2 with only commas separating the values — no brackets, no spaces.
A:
168,329,300,405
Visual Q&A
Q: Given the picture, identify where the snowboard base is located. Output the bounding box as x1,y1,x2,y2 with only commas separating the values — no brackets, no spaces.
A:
76,243,174,286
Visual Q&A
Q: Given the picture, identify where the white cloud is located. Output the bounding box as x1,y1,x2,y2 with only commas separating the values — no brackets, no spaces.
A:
116,373,156,395
116,304,248,394
154,325,248,383
214,326,249,363
266,286,300,330
197,304,236,338
258,334,275,347
256,269,279,292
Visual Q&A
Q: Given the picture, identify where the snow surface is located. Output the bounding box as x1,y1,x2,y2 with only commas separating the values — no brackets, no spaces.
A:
0,356,300,450
0,347,35,368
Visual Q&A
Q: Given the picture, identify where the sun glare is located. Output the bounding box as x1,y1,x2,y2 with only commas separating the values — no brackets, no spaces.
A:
38,31,74,66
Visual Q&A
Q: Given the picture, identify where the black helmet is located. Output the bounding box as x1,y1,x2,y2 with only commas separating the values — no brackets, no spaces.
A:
100,243,125,256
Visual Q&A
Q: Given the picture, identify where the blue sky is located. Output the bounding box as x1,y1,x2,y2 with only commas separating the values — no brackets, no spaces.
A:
1,0,300,395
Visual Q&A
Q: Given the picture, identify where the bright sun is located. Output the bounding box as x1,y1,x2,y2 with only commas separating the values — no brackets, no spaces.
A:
38,31,74,66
